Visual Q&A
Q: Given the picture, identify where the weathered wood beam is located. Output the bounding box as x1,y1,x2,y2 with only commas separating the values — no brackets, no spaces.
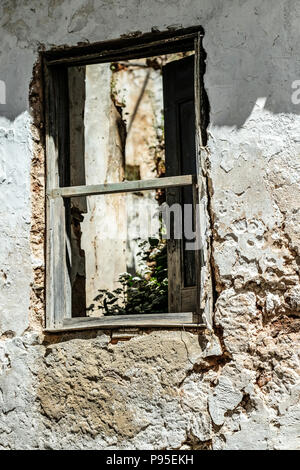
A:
44,312,206,332
49,175,195,198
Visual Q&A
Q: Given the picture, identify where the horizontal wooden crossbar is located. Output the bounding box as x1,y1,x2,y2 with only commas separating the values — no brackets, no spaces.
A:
49,175,195,198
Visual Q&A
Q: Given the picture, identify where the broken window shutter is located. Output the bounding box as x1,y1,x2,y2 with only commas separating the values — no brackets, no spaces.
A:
163,54,198,313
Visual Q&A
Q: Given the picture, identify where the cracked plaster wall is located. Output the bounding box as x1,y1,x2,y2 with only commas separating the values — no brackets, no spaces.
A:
0,0,299,450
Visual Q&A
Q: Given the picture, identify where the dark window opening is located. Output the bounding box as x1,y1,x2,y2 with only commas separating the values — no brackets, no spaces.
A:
45,27,204,329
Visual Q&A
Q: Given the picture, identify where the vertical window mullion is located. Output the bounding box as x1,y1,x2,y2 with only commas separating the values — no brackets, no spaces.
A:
46,67,71,328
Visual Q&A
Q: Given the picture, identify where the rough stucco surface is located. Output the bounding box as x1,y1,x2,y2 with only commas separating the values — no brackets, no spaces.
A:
0,0,299,449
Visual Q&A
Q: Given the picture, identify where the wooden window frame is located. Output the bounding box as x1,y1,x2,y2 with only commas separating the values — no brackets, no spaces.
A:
43,26,209,332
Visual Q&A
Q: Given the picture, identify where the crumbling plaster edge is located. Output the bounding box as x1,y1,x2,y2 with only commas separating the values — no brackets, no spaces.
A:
26,29,219,344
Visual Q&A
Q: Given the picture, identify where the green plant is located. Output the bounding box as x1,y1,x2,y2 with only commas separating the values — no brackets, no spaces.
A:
87,237,168,316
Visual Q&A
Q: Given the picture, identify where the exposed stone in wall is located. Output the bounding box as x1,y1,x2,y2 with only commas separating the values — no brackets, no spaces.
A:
0,322,299,449
29,58,45,332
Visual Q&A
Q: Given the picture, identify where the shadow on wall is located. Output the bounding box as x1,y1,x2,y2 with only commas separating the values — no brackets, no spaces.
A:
205,48,300,128
203,1,300,127
0,43,37,122
1,1,300,126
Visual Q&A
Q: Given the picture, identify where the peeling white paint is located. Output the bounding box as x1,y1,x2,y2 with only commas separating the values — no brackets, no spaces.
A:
0,0,299,450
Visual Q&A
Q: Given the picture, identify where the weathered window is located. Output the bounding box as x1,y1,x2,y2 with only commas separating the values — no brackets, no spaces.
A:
44,27,209,331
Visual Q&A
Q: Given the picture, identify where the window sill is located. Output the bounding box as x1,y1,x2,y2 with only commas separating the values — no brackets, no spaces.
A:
45,312,205,333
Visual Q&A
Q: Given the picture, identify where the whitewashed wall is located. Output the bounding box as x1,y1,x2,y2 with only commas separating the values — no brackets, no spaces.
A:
0,0,299,450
